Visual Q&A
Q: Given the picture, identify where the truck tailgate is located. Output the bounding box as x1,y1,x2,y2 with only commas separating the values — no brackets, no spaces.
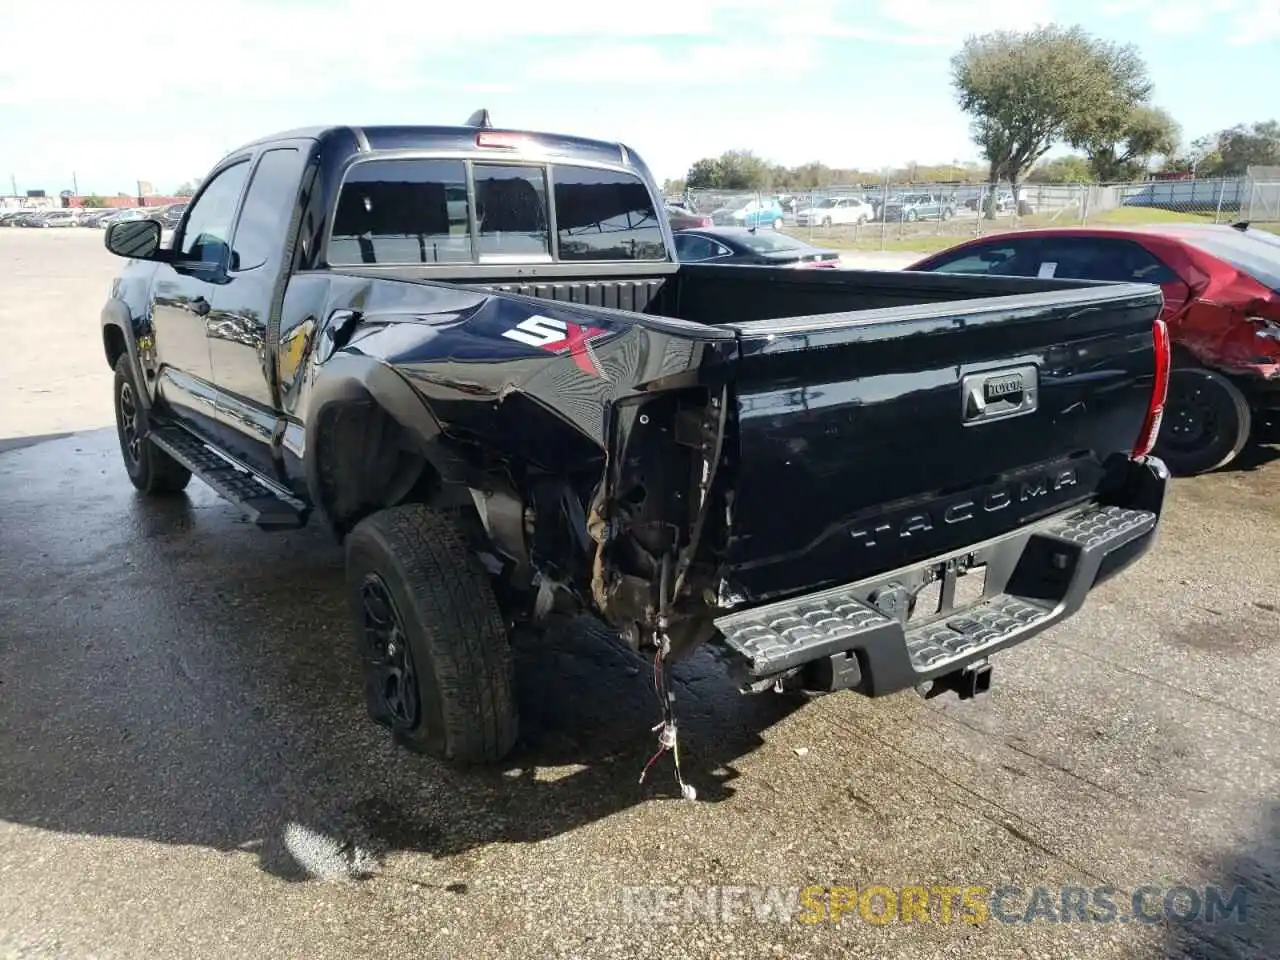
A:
720,284,1165,603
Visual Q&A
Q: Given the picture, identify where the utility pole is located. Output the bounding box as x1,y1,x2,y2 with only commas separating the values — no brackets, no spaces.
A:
9,173,16,197
72,171,79,195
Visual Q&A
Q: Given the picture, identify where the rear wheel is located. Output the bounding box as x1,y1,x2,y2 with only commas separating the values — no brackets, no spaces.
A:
1153,368,1252,476
112,355,191,495
344,503,518,764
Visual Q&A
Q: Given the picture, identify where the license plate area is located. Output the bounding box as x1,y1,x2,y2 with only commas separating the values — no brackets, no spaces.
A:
908,558,989,624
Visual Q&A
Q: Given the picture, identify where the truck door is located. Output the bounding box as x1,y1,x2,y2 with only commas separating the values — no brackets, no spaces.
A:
207,146,309,479
149,158,251,439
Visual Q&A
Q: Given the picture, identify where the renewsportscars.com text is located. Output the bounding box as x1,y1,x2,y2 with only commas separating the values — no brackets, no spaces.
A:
618,884,1248,926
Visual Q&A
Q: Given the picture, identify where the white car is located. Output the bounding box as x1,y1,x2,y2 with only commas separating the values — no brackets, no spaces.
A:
794,196,875,227
34,210,80,228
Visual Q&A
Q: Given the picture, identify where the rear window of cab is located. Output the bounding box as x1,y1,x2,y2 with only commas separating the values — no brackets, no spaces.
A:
327,157,666,265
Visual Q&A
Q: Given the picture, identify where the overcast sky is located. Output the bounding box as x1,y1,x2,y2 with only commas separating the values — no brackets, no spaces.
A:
1,0,1276,194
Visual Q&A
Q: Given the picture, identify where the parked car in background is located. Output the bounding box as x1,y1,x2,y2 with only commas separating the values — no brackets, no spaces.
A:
146,203,188,229
964,191,1017,213
33,210,79,228
880,193,956,222
906,223,1280,475
78,209,118,228
794,196,875,227
673,226,841,267
104,208,150,226
665,204,712,230
708,196,785,230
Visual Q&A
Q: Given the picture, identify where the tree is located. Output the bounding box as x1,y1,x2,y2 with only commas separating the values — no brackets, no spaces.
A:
1216,120,1280,175
952,25,1153,216
1164,133,1223,177
82,194,108,208
684,150,771,190
1027,155,1094,183
1164,122,1279,177
174,180,201,197
1070,104,1180,181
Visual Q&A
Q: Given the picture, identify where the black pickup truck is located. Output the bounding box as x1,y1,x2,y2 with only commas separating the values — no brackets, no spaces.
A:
100,114,1171,770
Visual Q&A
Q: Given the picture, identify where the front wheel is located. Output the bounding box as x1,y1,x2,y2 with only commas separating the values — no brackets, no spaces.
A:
906,210,919,222
345,503,518,764
821,216,832,228
772,217,783,231
1152,368,1252,476
112,355,191,495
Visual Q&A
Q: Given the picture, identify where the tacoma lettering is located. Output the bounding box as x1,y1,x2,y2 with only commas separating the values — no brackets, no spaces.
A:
851,467,1083,548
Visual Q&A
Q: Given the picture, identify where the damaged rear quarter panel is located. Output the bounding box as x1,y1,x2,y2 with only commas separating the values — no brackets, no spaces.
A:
300,273,732,476
1173,297,1280,380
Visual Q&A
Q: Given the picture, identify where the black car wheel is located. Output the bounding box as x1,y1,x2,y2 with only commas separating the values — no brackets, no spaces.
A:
1152,368,1252,476
112,355,191,494
345,503,518,764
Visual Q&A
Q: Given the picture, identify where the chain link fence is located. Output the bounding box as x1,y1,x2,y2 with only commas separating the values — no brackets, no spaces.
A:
672,171,1280,252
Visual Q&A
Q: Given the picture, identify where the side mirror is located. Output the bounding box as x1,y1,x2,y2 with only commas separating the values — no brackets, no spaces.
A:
105,218,164,261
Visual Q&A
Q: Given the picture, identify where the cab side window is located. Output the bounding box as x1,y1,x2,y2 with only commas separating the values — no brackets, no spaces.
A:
176,160,251,269
229,148,305,272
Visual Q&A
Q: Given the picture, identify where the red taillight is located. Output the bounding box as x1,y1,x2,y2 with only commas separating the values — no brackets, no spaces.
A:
476,132,528,149
1133,316,1170,459
697,217,712,227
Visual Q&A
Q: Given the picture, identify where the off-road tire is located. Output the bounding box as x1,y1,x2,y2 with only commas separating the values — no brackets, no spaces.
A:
344,503,518,764
112,355,191,495
1153,367,1252,476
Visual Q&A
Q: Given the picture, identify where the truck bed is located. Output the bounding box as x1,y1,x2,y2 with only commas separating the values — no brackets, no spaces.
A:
326,259,1164,606
328,261,1117,323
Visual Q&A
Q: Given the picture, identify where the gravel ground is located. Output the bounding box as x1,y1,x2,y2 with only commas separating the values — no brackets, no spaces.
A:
1,229,1277,960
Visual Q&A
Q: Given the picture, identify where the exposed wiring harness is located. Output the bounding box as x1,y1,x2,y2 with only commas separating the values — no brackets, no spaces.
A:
638,552,697,800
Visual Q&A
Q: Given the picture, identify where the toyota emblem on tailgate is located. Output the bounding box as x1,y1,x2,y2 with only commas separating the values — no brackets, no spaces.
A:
961,365,1038,425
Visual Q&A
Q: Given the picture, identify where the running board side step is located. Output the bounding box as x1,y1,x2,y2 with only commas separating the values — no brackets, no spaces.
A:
147,423,308,530
713,503,1158,696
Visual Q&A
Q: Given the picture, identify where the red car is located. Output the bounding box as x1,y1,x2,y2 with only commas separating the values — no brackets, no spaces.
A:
907,223,1280,475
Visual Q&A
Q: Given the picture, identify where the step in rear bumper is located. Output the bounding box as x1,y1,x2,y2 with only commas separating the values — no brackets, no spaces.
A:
713,468,1165,696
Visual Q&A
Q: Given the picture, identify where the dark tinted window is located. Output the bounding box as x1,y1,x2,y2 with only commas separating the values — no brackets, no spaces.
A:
675,234,726,261
231,148,304,271
473,163,549,258
177,160,250,266
1034,237,1178,283
737,231,810,254
330,159,471,265
924,244,1039,277
553,165,665,261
